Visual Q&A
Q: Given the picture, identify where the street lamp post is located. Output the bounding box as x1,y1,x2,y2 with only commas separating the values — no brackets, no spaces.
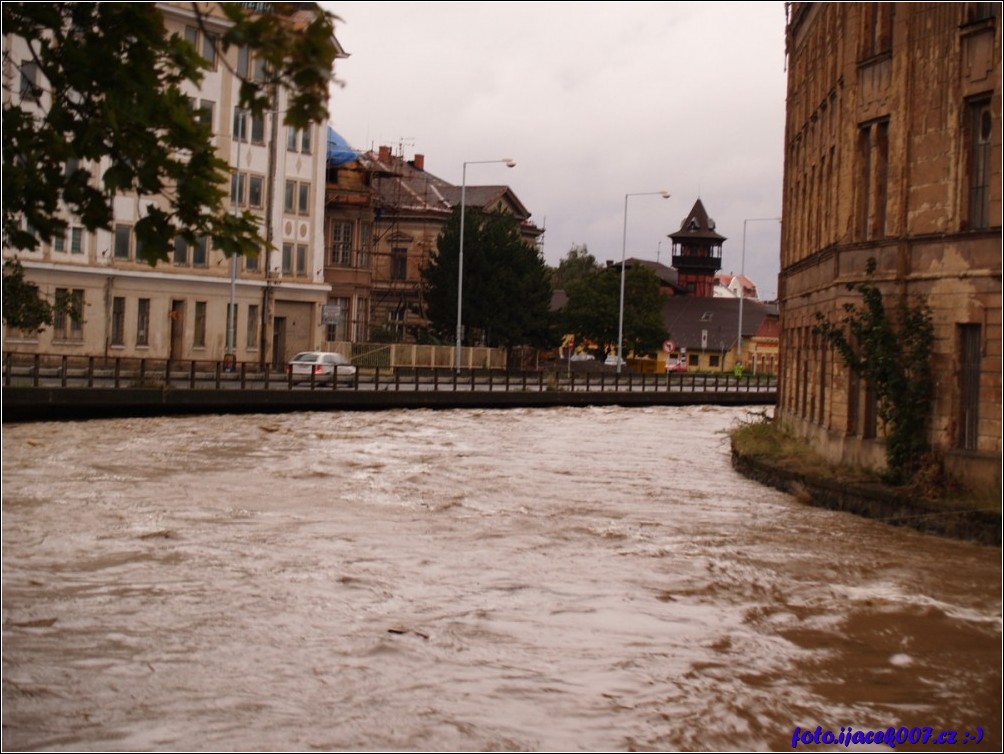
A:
226,110,246,372
617,191,670,374
737,216,781,364
455,158,516,372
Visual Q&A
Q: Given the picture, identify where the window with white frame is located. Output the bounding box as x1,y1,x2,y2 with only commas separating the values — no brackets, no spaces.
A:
330,221,351,265
114,225,131,259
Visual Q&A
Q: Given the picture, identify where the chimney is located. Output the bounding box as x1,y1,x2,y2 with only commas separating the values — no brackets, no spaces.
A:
378,145,391,162
412,154,425,171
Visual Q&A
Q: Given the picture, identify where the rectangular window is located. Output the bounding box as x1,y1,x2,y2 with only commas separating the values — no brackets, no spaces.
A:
246,246,259,271
201,32,217,68
193,301,207,348
282,243,293,274
53,228,65,253
193,237,209,267
301,127,312,154
959,324,982,450
330,297,350,341
967,98,992,230
230,171,247,205
284,180,295,213
856,120,889,241
173,236,189,265
54,288,84,341
114,225,131,259
70,227,84,254
197,100,214,129
237,45,250,79
111,296,126,346
296,244,307,276
250,112,265,143
709,354,720,368
391,247,408,280
248,175,263,207
136,298,150,346
253,55,267,83
246,304,259,350
330,221,351,265
298,182,309,214
688,353,699,367
287,125,298,151
233,108,248,141
184,26,198,48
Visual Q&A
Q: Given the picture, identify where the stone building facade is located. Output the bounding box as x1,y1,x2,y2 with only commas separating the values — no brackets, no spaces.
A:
779,3,1001,490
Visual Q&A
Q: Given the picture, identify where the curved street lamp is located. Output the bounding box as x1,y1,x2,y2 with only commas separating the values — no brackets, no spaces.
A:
617,190,671,374
455,158,516,371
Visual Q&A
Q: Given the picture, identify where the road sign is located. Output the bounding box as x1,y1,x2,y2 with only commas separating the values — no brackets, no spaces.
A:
663,340,675,354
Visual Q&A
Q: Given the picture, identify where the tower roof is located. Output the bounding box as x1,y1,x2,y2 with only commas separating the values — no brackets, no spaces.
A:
669,198,726,243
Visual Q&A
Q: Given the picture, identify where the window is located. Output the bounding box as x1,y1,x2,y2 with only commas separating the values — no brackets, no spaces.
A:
173,235,189,265
20,60,39,102
327,297,350,341
70,227,84,254
237,45,250,79
248,175,263,207
53,288,84,341
250,112,264,143
136,298,150,346
709,354,720,368
330,221,351,265
301,127,312,154
298,182,310,214
857,119,890,241
53,228,65,253
197,100,214,129
959,324,982,450
688,353,699,367
230,171,247,205
253,55,267,83
233,108,248,140
287,125,298,151
284,180,295,213
282,243,293,274
296,244,307,276
246,246,259,271
391,248,408,280
193,237,209,267
967,98,992,230
284,181,310,215
193,301,207,348
860,3,893,59
114,225,131,259
246,304,259,350
201,32,217,68
111,297,125,346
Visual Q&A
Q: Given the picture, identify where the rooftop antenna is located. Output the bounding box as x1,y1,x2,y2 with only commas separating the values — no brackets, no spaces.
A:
397,137,414,158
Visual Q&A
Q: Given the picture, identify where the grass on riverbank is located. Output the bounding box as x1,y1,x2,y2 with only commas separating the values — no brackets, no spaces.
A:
728,414,1001,515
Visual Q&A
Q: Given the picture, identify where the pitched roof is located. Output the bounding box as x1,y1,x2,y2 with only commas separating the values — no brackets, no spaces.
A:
661,296,772,351
669,198,726,243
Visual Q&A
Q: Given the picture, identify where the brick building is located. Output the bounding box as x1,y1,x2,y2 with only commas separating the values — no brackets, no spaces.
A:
778,3,1001,490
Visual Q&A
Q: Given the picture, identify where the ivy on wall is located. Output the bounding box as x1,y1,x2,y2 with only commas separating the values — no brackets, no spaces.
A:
813,258,935,484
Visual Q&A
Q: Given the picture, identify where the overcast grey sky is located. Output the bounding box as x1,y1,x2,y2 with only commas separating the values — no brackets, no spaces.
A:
324,1,787,299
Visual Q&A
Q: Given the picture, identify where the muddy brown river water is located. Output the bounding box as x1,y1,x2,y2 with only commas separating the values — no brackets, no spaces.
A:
2,405,1000,751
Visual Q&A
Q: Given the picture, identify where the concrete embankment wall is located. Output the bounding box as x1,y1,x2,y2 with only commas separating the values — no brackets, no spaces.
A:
2,387,775,423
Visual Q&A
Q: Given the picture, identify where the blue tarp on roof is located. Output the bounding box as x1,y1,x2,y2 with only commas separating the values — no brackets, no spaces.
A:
326,126,357,165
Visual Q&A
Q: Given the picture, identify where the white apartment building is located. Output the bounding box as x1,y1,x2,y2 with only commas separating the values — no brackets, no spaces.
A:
3,2,339,367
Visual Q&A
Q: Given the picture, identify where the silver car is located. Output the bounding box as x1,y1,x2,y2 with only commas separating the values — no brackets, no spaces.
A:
286,351,357,384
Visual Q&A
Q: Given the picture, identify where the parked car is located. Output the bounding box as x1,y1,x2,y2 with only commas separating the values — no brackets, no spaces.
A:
604,354,626,367
286,351,357,384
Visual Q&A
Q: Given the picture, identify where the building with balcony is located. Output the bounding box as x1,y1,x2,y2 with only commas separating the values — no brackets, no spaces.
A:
779,2,1001,491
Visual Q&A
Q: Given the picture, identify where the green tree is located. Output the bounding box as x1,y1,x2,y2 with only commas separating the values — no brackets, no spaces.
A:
3,2,337,327
813,258,935,483
551,243,598,289
562,265,667,357
423,207,554,355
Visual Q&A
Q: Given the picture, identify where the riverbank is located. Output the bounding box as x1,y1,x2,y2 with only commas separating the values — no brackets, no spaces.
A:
729,418,1001,546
